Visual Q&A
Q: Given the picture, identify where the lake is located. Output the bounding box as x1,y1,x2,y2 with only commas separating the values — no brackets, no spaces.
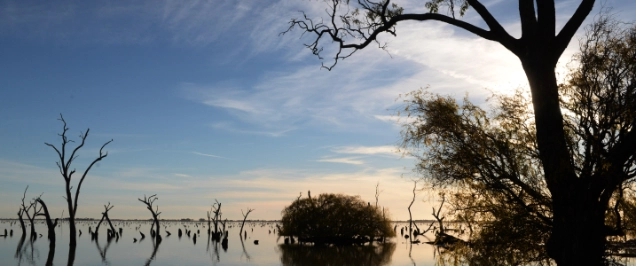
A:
5,220,636,265
1,220,448,266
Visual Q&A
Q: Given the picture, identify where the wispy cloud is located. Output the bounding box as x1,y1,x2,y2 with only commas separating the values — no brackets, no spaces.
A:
332,145,398,156
192,151,223,159
316,157,365,165
209,122,295,137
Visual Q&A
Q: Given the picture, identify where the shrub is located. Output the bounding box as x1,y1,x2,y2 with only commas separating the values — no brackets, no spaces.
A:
279,193,395,245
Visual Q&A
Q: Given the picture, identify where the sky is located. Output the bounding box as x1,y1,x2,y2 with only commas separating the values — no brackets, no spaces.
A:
1,0,634,221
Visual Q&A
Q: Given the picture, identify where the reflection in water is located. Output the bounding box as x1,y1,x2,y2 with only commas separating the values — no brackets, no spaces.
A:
14,235,27,263
95,237,113,264
68,244,76,266
278,243,396,266
45,243,55,266
144,237,161,266
14,236,40,266
240,237,251,261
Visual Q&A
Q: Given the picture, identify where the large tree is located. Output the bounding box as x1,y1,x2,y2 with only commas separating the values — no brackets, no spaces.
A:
399,16,635,264
283,0,636,264
45,114,113,247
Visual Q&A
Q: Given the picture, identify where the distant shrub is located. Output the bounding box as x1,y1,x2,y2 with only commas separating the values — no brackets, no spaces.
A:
279,193,395,245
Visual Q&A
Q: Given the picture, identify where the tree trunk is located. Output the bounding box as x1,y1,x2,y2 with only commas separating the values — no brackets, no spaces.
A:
548,187,606,265
520,55,606,265
18,212,26,237
66,182,77,247
37,199,58,246
153,214,160,239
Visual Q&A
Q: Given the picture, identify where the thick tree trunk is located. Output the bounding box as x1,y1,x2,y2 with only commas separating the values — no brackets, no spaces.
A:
549,187,606,265
520,56,606,265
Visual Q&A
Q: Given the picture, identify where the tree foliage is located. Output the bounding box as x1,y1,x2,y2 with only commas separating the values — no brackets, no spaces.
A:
398,16,636,264
280,193,395,245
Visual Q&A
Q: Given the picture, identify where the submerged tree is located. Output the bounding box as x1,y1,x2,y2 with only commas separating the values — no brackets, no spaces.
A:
207,200,223,241
283,0,613,263
280,193,395,245
19,187,41,241
35,197,59,246
239,208,254,237
139,194,162,244
398,16,636,264
45,114,112,247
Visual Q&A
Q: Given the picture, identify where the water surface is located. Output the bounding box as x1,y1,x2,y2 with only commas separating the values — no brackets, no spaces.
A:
1,220,445,265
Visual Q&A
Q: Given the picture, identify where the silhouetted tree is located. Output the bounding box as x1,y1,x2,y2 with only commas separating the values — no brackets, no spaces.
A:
45,114,112,247
35,197,58,246
239,208,254,237
94,203,116,241
284,0,610,263
398,14,635,264
19,186,41,241
139,194,162,244
207,200,222,241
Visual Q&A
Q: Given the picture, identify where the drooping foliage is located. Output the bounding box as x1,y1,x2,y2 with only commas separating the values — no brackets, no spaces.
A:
399,16,636,264
280,193,395,245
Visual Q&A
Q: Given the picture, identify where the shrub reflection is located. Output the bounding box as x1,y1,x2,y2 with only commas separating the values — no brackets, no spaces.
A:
278,243,395,266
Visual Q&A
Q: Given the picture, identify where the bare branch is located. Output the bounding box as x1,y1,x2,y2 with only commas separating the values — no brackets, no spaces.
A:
555,0,596,62
73,138,113,214
282,0,518,70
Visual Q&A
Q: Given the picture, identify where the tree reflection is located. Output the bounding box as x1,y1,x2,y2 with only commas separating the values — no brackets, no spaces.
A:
15,235,40,266
240,237,251,261
278,243,395,266
45,243,55,266
95,237,113,264
14,235,27,263
144,236,161,266
67,244,76,266
431,238,552,266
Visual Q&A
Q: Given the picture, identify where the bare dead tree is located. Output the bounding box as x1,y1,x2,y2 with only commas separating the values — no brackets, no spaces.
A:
432,193,446,235
94,203,117,241
17,189,29,238
375,181,382,208
407,180,417,239
35,197,58,246
45,114,112,247
208,200,222,241
239,208,254,237
138,194,162,243
20,186,42,241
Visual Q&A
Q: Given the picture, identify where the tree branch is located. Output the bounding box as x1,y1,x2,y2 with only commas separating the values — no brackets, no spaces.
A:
73,138,112,214
554,0,596,62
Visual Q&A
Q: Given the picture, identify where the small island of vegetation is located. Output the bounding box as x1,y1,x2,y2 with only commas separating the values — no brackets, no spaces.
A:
279,192,395,245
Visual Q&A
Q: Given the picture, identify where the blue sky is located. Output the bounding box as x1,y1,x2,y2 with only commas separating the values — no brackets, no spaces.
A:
1,0,634,220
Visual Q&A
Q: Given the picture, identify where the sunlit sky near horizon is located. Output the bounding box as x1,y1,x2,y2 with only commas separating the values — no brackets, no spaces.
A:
1,0,634,221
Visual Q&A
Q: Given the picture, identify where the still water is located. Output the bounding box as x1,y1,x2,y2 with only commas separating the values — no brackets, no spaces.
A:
1,220,444,266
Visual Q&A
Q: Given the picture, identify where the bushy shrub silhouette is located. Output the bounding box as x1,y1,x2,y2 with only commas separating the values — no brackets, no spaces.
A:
280,193,395,245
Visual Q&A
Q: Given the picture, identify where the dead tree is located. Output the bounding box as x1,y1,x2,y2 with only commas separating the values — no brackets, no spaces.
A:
17,208,26,238
94,203,117,241
432,194,446,235
16,187,30,238
139,194,161,243
35,197,58,246
207,200,222,241
239,208,254,237
407,180,417,239
45,114,113,247
20,186,41,241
